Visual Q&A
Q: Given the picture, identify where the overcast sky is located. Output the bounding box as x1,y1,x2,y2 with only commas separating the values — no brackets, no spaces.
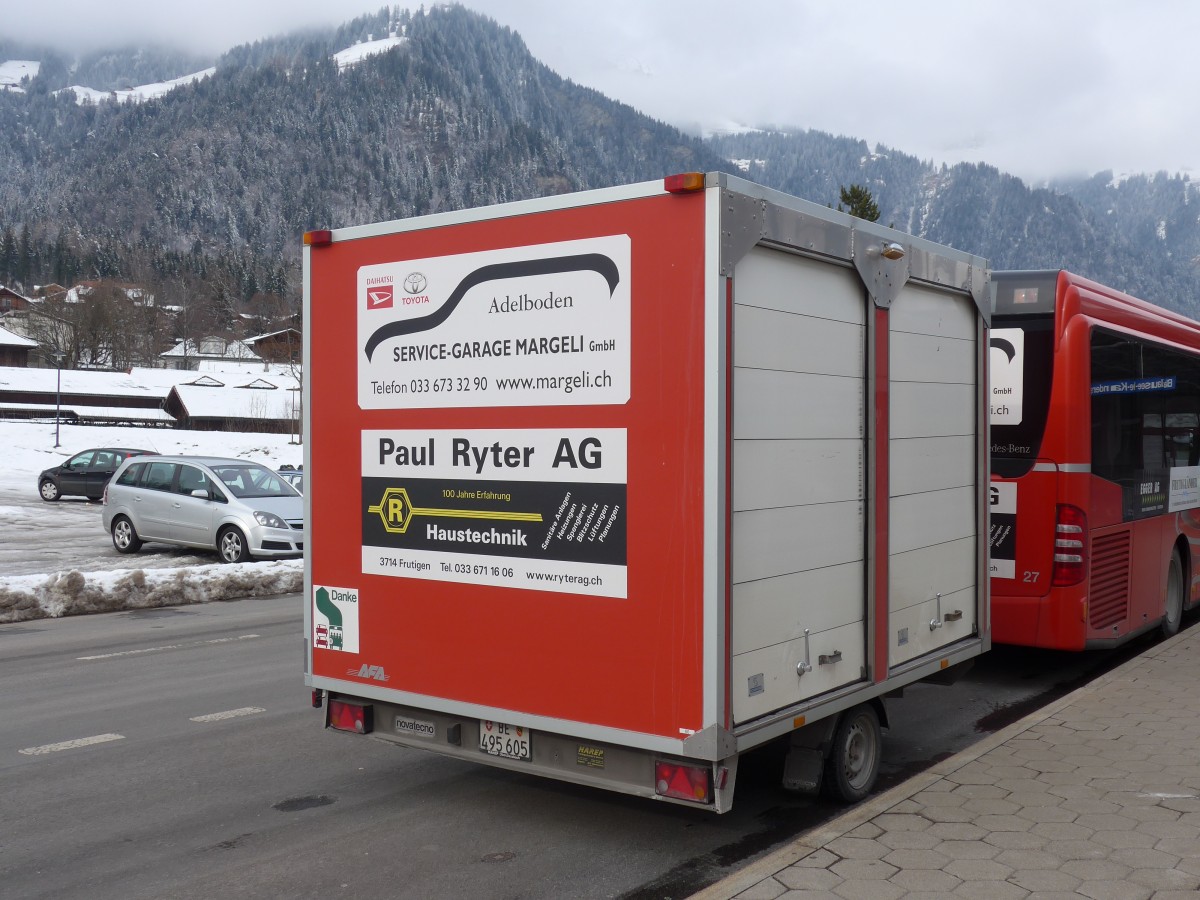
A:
7,1,1197,184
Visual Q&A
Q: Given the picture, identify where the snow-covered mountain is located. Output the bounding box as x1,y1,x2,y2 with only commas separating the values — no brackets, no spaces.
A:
0,5,1197,318
27,27,411,106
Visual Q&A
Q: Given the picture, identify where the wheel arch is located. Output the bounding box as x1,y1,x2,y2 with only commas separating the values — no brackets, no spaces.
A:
1176,533,1196,612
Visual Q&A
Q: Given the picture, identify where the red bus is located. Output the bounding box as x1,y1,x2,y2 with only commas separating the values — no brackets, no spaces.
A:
990,269,1200,650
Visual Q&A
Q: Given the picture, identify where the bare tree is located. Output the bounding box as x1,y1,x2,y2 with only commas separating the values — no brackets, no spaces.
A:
171,299,227,369
22,301,78,367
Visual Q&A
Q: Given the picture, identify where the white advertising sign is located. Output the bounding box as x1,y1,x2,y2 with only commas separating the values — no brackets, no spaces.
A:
989,328,1024,426
357,235,631,409
988,482,1016,580
361,429,628,598
312,585,359,653
1169,465,1200,512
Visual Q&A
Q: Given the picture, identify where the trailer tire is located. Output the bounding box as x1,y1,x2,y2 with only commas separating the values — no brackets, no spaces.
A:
1162,549,1184,638
822,703,881,803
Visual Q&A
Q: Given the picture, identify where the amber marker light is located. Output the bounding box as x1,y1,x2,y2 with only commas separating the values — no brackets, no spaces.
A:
664,172,706,193
304,229,333,247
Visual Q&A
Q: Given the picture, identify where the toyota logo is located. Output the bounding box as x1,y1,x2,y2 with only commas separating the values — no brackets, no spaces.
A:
403,272,427,294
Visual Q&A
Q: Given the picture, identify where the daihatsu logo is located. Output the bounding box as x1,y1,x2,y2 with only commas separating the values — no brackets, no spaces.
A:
365,275,394,310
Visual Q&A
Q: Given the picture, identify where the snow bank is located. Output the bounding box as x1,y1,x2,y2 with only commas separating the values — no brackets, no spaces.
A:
0,559,303,624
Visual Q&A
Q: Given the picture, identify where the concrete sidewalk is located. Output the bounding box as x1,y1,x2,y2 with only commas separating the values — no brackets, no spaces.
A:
693,627,1200,900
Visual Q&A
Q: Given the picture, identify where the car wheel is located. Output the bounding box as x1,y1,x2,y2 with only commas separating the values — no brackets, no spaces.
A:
218,526,252,564
39,479,60,501
111,516,143,553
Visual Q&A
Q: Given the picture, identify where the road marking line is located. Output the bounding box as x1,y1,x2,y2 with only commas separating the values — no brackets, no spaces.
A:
77,634,261,660
190,707,266,723
20,733,125,755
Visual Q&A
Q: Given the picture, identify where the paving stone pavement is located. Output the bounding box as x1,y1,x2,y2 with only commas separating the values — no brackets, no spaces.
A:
691,626,1200,900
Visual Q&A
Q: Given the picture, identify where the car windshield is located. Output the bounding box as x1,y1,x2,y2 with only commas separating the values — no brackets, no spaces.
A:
210,464,298,499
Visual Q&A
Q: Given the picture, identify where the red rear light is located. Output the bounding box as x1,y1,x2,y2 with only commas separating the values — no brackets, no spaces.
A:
1052,504,1087,587
654,760,712,804
303,229,333,247
328,699,373,734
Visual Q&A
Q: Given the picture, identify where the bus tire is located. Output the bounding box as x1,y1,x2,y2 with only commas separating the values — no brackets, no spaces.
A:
821,703,881,803
1162,549,1184,638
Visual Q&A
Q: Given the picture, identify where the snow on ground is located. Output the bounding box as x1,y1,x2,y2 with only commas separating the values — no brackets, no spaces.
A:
60,68,216,105
0,59,39,91
36,28,404,109
333,34,406,71
0,420,305,624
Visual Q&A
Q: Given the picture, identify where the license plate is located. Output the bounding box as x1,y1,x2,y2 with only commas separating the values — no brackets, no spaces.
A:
479,720,531,760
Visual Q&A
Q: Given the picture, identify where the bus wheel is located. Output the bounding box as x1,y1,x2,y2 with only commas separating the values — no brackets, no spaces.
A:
1162,550,1184,638
822,704,881,803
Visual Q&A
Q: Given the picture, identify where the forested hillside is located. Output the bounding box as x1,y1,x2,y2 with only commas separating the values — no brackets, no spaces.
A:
709,130,1200,314
0,6,722,315
1,3,1197,321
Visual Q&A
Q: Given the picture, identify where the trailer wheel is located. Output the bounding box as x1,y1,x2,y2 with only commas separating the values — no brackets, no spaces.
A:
822,704,881,803
1161,549,1184,638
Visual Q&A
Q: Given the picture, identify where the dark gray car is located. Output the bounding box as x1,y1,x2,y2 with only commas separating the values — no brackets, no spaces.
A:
101,455,304,563
38,448,157,501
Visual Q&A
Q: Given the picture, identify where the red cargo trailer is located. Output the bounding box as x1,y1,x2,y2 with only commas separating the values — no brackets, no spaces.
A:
303,172,991,811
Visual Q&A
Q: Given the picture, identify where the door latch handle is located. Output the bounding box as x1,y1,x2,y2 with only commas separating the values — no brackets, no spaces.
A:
795,629,812,677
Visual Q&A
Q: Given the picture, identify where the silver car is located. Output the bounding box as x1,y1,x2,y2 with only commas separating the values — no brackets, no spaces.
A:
277,467,304,493
102,455,304,563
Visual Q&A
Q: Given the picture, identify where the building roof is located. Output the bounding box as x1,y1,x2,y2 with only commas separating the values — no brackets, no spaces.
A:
0,285,35,300
65,281,155,306
161,336,262,361
168,380,300,420
0,364,297,400
244,327,302,344
0,324,37,348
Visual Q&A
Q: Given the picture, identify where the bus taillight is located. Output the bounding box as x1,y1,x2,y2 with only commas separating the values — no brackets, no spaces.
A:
1052,504,1087,587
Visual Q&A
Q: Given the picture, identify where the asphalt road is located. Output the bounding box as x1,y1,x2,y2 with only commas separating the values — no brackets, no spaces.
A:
2,593,1167,900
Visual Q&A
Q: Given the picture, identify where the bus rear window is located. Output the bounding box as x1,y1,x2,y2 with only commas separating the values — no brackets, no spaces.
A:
990,271,1059,477
990,316,1054,476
